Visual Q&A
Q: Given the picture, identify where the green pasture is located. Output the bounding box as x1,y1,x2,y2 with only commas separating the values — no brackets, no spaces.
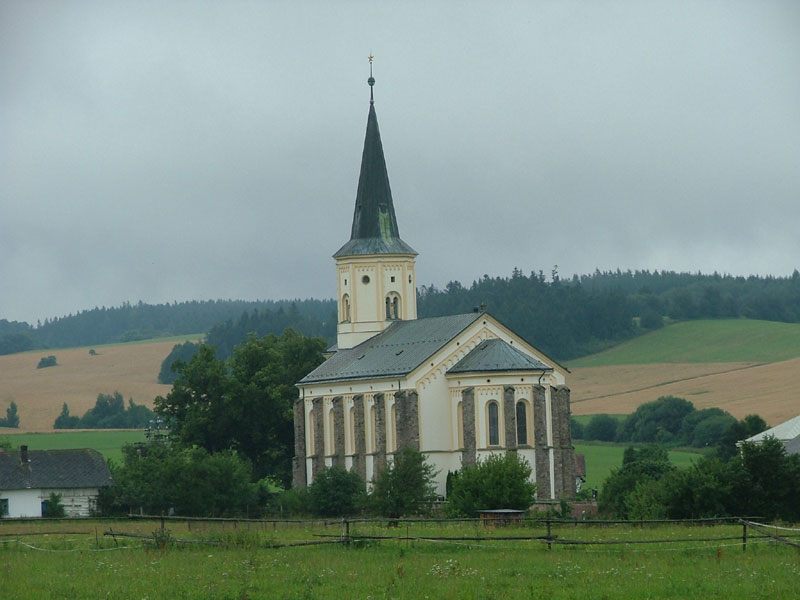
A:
571,414,627,427
575,443,702,490
0,430,145,464
569,319,800,367
0,519,795,599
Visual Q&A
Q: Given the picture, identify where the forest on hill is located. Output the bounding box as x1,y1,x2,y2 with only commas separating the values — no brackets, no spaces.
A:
2,268,800,362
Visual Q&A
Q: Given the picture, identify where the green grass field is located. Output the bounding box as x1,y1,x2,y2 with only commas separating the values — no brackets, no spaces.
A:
0,430,146,464
575,443,702,490
0,519,795,599
568,319,800,367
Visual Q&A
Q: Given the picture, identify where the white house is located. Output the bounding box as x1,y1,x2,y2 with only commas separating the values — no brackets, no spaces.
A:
293,75,574,500
0,446,113,518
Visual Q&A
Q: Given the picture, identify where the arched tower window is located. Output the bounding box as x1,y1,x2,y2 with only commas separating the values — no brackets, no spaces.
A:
487,401,500,446
516,401,528,445
385,292,401,320
341,294,351,323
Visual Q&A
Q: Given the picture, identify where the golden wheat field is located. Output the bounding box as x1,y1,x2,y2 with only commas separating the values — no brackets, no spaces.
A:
570,358,800,425
0,341,180,432
1,334,798,432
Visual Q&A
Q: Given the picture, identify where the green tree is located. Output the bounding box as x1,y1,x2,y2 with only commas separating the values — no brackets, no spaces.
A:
155,330,326,486
599,446,675,518
53,403,80,429
42,492,66,518
618,396,695,443
0,401,19,428
447,452,537,517
100,442,259,517
584,414,618,441
308,467,365,517
369,447,438,518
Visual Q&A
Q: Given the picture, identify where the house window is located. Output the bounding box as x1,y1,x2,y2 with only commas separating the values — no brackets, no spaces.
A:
488,401,499,446
516,401,528,445
0,498,8,516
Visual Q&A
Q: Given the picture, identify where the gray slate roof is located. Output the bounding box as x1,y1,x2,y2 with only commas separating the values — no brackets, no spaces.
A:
448,338,552,374
333,99,416,259
785,436,800,456
0,449,113,491
300,312,482,384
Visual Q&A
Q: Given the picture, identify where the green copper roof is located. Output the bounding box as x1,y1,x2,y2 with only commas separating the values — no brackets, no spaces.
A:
334,99,417,258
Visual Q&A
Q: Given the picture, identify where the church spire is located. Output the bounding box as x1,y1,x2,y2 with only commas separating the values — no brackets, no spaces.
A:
333,61,417,259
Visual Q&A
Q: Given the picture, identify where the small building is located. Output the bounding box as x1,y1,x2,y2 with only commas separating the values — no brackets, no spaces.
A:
0,446,113,518
744,414,800,455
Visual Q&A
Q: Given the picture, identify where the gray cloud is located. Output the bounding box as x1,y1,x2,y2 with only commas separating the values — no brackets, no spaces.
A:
2,1,799,323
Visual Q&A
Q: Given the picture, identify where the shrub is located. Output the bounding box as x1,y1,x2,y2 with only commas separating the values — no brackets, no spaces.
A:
0,401,19,428
447,452,536,517
584,414,618,441
570,418,585,440
43,493,66,518
369,447,438,518
308,467,365,517
37,355,57,369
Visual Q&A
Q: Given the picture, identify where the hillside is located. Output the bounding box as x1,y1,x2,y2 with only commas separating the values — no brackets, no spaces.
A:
569,319,800,424
0,338,196,432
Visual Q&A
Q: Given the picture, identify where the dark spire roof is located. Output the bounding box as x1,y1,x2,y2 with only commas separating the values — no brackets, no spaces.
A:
334,78,417,259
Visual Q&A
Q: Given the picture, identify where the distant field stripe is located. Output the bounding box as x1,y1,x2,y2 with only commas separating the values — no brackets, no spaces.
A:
568,319,800,367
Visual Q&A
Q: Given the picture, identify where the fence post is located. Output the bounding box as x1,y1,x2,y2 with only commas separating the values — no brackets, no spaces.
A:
546,518,552,551
742,520,747,553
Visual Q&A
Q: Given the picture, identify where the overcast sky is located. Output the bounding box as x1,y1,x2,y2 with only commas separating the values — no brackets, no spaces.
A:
2,1,799,325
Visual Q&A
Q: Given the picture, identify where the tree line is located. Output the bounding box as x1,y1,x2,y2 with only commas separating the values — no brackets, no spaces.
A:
54,392,155,430
3,268,800,359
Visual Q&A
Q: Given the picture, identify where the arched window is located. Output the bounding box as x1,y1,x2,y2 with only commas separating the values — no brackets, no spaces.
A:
457,401,464,449
516,401,528,445
385,292,401,320
487,401,499,446
341,294,351,322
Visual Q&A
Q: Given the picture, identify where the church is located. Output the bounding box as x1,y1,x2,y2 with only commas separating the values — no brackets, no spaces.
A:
293,73,574,501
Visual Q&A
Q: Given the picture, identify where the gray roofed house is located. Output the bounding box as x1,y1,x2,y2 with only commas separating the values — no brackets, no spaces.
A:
294,71,575,503
0,446,113,518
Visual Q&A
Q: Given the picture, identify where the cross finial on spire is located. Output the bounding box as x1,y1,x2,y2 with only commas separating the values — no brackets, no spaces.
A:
368,54,375,103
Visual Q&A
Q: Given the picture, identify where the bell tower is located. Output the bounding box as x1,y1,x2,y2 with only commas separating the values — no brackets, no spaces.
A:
334,61,417,350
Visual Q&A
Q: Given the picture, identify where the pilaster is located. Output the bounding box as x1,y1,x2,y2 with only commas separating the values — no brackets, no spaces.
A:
292,398,307,489
352,394,366,481
503,386,516,450
532,385,551,499
461,387,476,466
331,396,345,468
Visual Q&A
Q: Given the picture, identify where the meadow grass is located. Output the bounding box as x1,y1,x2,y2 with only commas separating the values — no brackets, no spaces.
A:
0,519,795,599
568,319,800,367
574,443,701,490
0,430,145,464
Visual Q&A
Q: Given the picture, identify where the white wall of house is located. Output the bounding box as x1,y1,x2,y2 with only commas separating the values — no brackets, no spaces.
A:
0,488,100,518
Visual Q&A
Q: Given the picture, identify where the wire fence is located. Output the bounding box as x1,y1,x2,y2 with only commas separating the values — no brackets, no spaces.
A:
2,514,798,555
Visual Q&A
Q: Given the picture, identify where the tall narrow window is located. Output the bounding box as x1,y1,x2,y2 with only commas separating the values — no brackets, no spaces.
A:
308,416,316,455
328,407,335,456
391,403,398,451
516,401,528,445
348,406,356,455
369,404,376,453
457,401,464,449
488,401,499,446
342,294,351,322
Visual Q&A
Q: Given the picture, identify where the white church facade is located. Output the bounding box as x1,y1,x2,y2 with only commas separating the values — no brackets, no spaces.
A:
293,75,574,500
